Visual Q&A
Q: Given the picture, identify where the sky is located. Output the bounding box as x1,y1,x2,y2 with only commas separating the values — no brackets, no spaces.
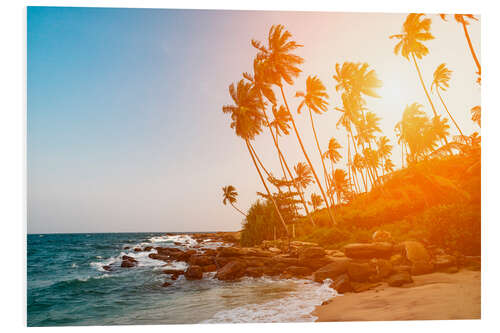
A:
27,7,481,234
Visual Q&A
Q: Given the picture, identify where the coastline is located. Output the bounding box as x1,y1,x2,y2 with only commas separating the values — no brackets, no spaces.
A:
312,270,481,321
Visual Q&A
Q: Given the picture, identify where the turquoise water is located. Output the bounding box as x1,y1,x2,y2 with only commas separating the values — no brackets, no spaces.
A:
27,232,335,326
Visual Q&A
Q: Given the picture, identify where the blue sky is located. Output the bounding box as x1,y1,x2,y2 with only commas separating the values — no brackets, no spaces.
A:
27,7,480,233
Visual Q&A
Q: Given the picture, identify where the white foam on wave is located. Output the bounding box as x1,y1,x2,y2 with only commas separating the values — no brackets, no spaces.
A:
149,234,198,247
77,274,112,282
204,279,337,323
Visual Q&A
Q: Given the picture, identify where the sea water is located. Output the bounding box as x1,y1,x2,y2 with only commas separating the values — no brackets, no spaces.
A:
27,232,336,326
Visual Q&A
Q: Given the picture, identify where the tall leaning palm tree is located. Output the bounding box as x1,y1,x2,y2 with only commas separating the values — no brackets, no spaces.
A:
391,13,439,117
440,14,481,78
222,185,246,217
296,75,335,208
431,63,465,137
222,79,289,237
252,24,336,226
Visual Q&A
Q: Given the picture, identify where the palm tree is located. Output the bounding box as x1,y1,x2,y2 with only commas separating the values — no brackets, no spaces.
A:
331,169,350,204
309,193,324,212
222,185,247,217
376,136,392,176
440,14,481,78
383,158,395,175
222,79,289,237
431,63,465,137
471,106,481,127
431,115,450,145
390,13,439,117
296,75,334,206
253,25,336,226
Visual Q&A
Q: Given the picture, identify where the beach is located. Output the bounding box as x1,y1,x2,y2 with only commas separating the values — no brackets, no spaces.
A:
313,270,481,321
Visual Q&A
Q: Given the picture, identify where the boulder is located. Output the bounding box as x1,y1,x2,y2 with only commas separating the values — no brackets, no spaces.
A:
329,274,352,294
298,256,334,270
433,255,457,271
216,261,247,281
371,259,393,280
243,256,270,267
162,282,172,287
189,255,215,266
185,265,203,280
268,247,282,254
372,230,393,243
285,266,312,277
343,242,393,259
411,261,434,276
202,264,217,272
149,253,171,262
347,261,377,282
387,271,413,287
351,282,382,293
392,265,412,274
241,248,273,257
245,266,265,278
121,260,136,268
102,265,112,271
298,247,326,259
402,241,431,263
162,269,184,275
325,250,345,257
271,256,299,266
144,246,153,252
313,258,351,282
217,247,245,257
290,241,319,247
122,255,137,262
462,256,481,271
134,247,142,252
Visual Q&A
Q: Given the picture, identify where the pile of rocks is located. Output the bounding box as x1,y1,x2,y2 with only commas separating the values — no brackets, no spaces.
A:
124,231,480,292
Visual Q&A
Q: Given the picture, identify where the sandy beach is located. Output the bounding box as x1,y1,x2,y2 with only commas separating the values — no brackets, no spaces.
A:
313,270,481,321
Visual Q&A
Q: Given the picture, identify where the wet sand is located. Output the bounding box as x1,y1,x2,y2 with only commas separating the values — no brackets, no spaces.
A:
313,270,481,321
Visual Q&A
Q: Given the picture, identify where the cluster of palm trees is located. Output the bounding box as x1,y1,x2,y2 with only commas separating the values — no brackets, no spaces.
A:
221,13,480,233
391,13,481,164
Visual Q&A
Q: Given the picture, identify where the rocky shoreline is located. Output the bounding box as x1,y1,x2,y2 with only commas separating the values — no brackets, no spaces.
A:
111,231,481,318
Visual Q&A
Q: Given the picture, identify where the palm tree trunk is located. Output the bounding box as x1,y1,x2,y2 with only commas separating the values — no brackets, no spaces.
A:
246,139,289,238
280,86,336,225
262,110,316,227
436,89,465,137
308,107,335,208
411,53,438,117
230,203,247,217
461,21,481,76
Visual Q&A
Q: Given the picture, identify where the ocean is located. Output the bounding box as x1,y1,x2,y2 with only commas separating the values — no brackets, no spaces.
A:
27,232,336,326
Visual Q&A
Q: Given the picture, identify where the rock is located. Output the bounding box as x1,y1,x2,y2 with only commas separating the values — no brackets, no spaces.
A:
298,256,334,270
329,274,352,293
144,246,153,252
372,230,393,243
121,260,136,268
244,256,270,267
351,282,382,293
123,246,130,250
462,256,481,271
290,241,319,247
217,247,245,257
268,247,282,254
134,247,142,252
390,254,407,266
241,248,273,257
411,261,434,276
216,261,247,281
202,264,217,272
280,273,293,280
347,261,377,282
271,256,299,266
387,271,413,287
171,274,178,280
189,255,215,266
313,258,351,282
162,282,172,287
392,265,412,273
149,253,171,262
371,259,393,279
325,250,345,257
402,241,431,263
185,265,203,280
162,269,184,275
122,255,137,262
442,266,459,274
433,255,457,271
245,266,265,278
343,242,393,259
285,266,312,277
102,265,112,271
298,247,326,259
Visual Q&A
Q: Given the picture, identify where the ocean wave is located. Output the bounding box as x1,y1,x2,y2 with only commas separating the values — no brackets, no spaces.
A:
204,279,336,323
